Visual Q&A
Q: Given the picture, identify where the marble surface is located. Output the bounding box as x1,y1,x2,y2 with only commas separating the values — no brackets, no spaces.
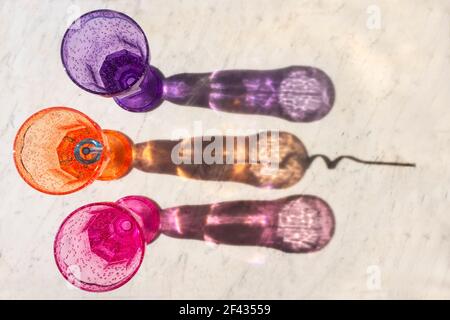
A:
0,0,449,299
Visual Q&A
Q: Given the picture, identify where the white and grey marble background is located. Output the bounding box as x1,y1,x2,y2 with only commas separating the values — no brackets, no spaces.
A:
0,0,449,299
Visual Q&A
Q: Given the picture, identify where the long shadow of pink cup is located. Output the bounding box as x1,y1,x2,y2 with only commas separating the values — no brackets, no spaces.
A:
54,195,335,292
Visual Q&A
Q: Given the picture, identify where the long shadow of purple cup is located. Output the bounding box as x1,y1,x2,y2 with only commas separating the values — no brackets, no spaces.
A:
61,9,335,122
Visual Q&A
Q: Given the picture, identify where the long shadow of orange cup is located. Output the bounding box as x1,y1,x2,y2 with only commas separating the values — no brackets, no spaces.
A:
14,107,415,195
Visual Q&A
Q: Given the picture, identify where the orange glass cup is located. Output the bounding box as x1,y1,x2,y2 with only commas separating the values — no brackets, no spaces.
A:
13,107,133,195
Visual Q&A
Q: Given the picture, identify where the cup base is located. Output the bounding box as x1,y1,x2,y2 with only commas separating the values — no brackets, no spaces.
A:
116,196,161,243
114,65,164,112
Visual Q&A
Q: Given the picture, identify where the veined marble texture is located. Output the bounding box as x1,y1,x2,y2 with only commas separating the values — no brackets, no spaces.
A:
0,0,449,299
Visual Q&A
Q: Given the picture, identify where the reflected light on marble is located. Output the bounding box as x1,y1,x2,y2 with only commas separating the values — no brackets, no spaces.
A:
163,66,335,122
133,131,309,189
160,195,335,253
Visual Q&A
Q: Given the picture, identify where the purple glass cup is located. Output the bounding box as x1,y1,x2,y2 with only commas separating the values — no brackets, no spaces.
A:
61,9,162,112
62,9,335,121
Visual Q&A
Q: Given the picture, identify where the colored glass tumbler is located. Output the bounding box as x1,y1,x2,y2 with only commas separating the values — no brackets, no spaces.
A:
13,107,133,194
61,10,163,112
54,196,160,292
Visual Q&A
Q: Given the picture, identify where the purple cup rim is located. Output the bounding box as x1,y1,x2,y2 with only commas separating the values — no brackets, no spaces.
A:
53,201,146,292
61,9,150,96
